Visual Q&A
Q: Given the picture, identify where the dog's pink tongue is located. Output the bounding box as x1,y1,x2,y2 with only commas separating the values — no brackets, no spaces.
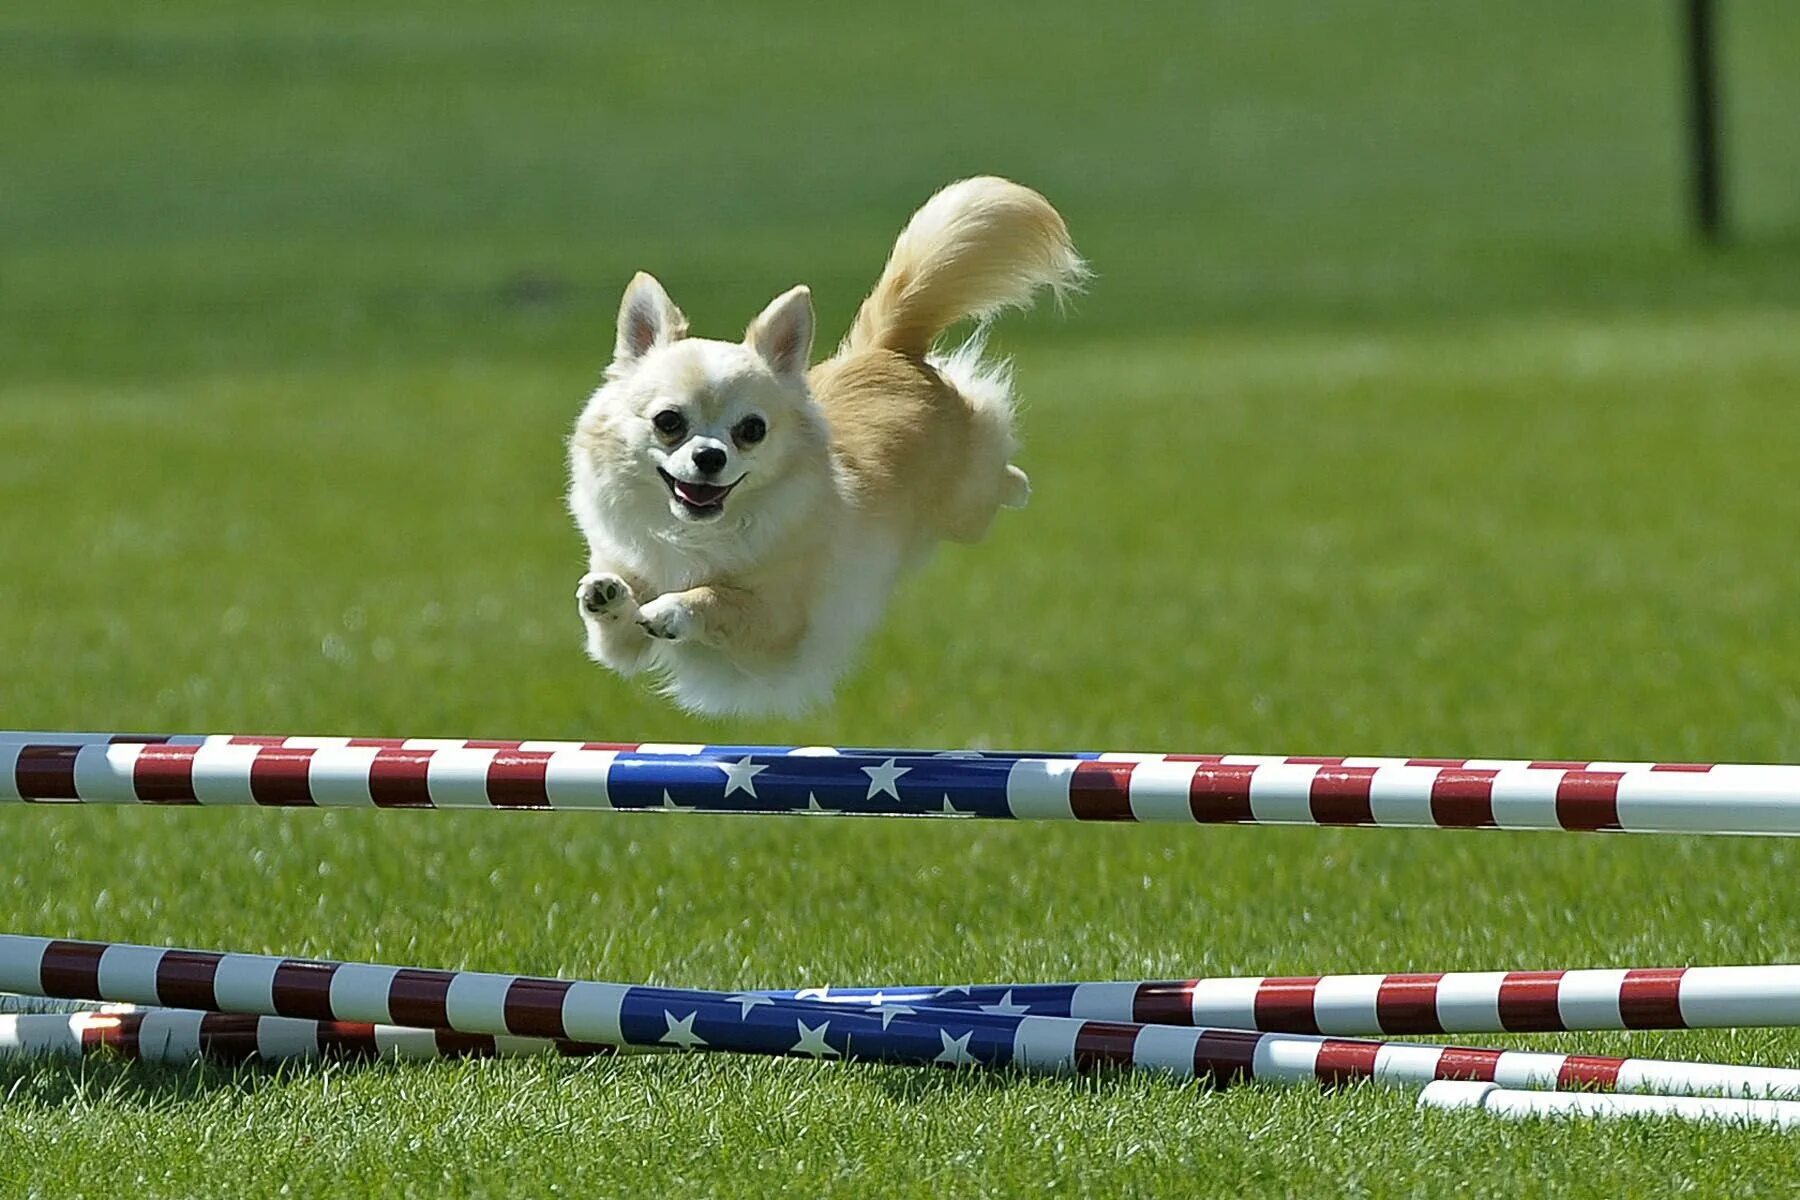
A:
674,479,727,506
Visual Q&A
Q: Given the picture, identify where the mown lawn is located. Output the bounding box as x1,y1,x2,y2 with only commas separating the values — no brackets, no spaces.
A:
3,3,1800,1196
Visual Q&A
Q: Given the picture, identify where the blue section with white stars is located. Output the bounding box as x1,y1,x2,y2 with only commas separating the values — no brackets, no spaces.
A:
606,753,1028,817
615,986,1022,1069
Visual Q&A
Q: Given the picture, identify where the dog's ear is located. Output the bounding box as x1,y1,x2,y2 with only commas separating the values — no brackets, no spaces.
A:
613,272,688,366
744,285,814,381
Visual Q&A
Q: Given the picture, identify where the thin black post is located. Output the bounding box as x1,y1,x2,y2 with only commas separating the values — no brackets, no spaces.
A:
1684,0,1724,243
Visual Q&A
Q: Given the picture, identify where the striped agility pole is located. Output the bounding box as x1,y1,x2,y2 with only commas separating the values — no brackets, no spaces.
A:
17,964,1800,1036
4,731,1798,834
18,961,1800,1035
0,1008,604,1064
1419,1080,1800,1129
757,964,1800,1035
2,936,1799,1098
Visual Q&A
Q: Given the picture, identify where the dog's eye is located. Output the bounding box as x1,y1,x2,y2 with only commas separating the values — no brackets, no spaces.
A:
733,415,767,446
651,410,687,438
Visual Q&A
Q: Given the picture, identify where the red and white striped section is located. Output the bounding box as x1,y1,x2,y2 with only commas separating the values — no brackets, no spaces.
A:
0,1008,602,1064
1005,756,1800,834
1062,965,1800,1034
1420,1080,1800,1129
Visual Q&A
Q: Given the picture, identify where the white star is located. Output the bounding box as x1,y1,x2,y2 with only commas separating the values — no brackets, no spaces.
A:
934,1028,978,1066
659,790,692,811
659,1010,707,1049
794,986,831,1001
941,794,961,815
805,791,835,815
870,1002,916,1029
718,756,766,797
726,993,773,1018
939,984,973,996
978,990,1030,1017
790,1019,840,1058
862,758,910,800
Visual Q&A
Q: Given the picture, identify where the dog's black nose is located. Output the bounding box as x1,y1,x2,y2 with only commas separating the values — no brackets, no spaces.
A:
694,447,727,475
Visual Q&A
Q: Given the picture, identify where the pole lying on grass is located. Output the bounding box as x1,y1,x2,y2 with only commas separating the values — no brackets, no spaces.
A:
1420,1080,1800,1129
4,731,1800,835
2,935,1798,1099
759,963,1800,1035
0,1008,604,1064
20,960,1800,1036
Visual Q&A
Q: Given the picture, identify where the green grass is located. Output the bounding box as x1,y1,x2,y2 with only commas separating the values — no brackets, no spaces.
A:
4,2,1800,1195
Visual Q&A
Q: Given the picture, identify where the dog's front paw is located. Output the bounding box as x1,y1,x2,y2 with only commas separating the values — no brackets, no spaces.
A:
577,572,635,620
637,594,697,642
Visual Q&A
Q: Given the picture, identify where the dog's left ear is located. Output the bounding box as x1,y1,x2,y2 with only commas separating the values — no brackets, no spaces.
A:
744,285,814,381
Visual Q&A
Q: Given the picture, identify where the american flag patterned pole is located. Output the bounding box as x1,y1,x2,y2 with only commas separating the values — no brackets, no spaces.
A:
17,961,1800,1036
752,964,1800,1035
3,730,1799,835
2,935,1799,1099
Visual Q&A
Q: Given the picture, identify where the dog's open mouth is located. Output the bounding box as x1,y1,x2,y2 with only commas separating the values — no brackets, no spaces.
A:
659,468,744,517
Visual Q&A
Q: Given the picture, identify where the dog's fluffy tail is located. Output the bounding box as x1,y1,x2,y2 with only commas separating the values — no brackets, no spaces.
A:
841,177,1086,357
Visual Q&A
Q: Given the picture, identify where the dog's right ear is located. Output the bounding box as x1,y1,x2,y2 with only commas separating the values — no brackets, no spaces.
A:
612,272,688,367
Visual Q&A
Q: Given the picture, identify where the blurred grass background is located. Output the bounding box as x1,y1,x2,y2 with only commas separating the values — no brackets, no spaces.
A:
3,2,1800,1196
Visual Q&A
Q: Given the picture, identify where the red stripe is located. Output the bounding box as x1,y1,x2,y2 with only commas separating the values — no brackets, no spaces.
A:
503,977,572,1038
1497,970,1566,1031
435,1029,500,1057
1651,762,1714,773
1313,1038,1381,1086
1068,762,1136,821
1309,767,1377,826
15,746,80,800
82,1012,143,1056
1188,764,1256,823
39,940,105,998
314,1021,383,1061
1375,973,1444,1034
249,746,317,807
270,960,339,1020
464,740,524,750
1191,1029,1261,1085
487,750,553,808
1556,771,1623,831
1072,1021,1139,1072
388,968,454,1029
1428,769,1497,828
1530,760,1589,770
1407,758,1466,768
1131,981,1196,1025
132,743,200,803
582,742,639,751
1434,1046,1503,1081
1253,978,1320,1034
197,1012,267,1062
1557,1055,1625,1089
156,949,221,1010
1619,967,1686,1029
368,748,435,808
108,735,171,745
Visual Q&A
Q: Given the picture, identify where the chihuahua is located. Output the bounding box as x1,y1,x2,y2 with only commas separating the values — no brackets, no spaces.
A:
567,176,1084,714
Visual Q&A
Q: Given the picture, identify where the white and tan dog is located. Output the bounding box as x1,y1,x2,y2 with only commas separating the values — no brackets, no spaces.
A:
567,177,1084,715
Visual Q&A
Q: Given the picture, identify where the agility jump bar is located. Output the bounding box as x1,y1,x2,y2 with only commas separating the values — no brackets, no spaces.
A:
4,731,1800,835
